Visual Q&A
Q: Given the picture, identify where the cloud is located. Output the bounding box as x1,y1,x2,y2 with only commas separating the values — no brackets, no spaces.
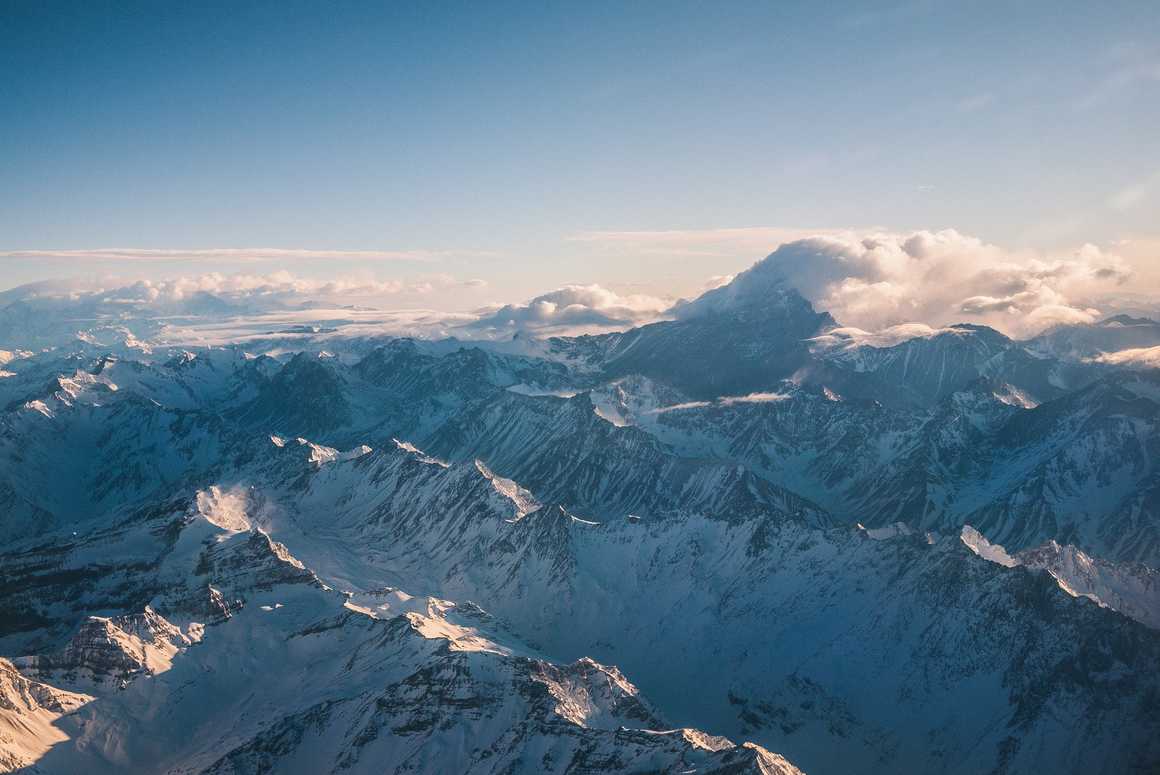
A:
956,92,996,113
143,272,409,300
649,400,712,414
682,230,1144,337
720,391,791,405
0,247,493,263
808,323,960,354
650,391,790,414
1108,169,1160,211
1,270,492,314
1075,46,1160,111
703,274,735,290
566,227,839,258
469,284,671,335
0,270,500,349
1093,345,1160,369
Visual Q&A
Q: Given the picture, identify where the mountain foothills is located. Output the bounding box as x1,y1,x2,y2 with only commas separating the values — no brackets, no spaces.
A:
2,252,1160,774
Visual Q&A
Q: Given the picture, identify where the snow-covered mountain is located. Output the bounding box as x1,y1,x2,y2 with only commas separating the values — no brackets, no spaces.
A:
3,260,1160,774
1,496,799,774
1029,315,1160,361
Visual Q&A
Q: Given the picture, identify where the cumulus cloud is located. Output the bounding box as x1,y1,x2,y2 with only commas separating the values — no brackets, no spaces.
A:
687,230,1142,337
0,270,500,349
1,270,492,316
128,272,408,302
469,284,671,335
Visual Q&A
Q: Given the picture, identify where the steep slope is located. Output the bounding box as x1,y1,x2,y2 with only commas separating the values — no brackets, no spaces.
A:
1030,315,1160,360
962,526,1160,630
603,370,1160,566
0,486,801,775
5,287,1160,775
969,371,1160,562
546,283,834,400
424,390,830,526
208,437,1160,775
0,659,91,772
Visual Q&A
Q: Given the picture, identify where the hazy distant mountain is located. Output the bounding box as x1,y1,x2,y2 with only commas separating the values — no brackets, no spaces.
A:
1029,315,1160,360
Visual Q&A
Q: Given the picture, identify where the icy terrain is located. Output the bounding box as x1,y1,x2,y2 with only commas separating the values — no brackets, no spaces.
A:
3,258,1160,774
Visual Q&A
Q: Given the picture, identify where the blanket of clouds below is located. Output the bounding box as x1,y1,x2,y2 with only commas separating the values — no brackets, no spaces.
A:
2,230,1158,344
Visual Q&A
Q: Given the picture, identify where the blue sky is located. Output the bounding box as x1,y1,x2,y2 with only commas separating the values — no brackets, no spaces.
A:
1,0,1158,309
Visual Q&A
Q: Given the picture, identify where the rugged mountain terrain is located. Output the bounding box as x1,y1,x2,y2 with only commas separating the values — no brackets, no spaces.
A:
3,259,1160,774
0,485,800,775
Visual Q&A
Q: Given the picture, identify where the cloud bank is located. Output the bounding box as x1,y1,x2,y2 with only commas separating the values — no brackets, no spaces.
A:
2,229,1156,346
693,230,1141,337
1094,345,1160,369
4,271,489,307
469,284,671,335
0,247,489,262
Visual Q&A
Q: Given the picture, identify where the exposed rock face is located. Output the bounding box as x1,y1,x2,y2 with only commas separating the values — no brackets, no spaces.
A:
19,608,191,686
0,658,91,771
3,273,1160,773
0,506,805,774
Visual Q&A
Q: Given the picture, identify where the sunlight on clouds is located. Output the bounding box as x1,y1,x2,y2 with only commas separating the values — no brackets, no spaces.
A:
0,248,491,262
469,283,671,335
1093,345,1160,369
682,230,1149,337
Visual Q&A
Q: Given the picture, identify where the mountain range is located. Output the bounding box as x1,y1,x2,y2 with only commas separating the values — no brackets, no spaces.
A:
3,251,1160,774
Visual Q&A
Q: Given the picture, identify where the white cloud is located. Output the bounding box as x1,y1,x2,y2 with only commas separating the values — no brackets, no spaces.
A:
956,92,996,113
0,247,493,262
566,227,839,258
649,400,712,414
1,270,491,313
146,272,407,300
1075,46,1160,111
681,230,1142,337
1108,170,1160,211
808,323,959,353
650,391,790,414
470,284,671,335
720,392,791,405
1093,345,1160,369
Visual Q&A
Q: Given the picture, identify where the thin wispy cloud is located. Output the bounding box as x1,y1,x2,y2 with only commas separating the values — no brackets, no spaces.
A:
1074,44,1160,111
956,92,996,113
1108,170,1160,211
565,227,844,257
568,227,814,244
0,248,497,263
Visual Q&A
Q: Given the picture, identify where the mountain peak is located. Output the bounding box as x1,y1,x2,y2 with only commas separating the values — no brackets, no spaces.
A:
672,257,836,329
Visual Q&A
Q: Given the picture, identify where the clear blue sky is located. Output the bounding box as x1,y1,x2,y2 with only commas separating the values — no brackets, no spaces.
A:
1,0,1158,305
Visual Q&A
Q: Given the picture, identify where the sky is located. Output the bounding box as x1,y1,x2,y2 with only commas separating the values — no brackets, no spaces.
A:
1,0,1158,328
